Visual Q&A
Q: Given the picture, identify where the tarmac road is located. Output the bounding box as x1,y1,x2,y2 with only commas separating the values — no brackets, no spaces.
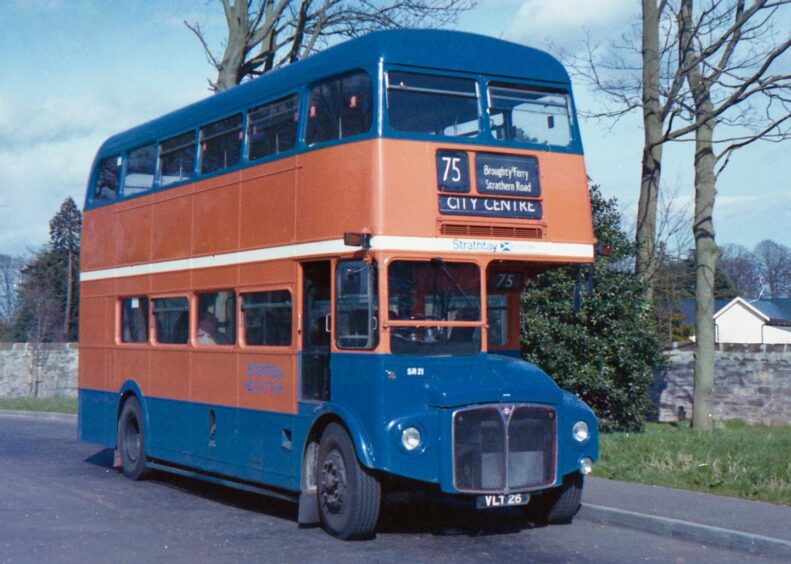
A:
0,413,784,563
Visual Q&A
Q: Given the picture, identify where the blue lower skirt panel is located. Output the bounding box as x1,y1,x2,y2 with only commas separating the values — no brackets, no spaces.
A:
79,388,305,493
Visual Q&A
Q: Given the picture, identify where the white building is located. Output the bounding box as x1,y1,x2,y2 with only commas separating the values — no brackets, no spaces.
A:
713,297,791,344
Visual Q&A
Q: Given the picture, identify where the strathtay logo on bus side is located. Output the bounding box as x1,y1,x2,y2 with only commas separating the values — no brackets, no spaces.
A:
452,239,513,253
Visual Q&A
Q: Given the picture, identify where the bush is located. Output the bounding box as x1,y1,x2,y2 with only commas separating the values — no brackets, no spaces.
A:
521,186,664,431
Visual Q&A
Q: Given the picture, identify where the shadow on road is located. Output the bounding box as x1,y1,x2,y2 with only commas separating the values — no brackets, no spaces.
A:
84,447,114,468
82,447,545,538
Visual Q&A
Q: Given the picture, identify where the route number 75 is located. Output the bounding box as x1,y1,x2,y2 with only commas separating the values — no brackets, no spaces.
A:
441,156,462,182
435,150,469,192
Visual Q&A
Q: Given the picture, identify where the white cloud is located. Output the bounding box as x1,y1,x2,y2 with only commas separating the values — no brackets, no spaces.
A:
503,0,638,52
0,89,205,255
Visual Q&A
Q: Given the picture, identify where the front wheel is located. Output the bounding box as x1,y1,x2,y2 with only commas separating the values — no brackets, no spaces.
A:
525,472,583,524
117,397,151,481
317,423,381,539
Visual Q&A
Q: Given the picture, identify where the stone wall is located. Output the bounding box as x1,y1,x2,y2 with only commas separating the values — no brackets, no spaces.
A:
651,344,791,426
0,343,78,398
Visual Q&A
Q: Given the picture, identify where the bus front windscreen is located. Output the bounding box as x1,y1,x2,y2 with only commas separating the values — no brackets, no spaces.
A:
388,260,481,355
387,71,480,137
488,83,572,147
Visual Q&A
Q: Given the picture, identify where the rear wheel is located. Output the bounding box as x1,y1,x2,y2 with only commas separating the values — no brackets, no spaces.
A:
117,397,150,481
317,423,381,539
526,472,583,524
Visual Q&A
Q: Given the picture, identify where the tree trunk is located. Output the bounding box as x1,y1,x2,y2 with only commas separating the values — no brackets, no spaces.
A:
215,1,251,91
680,0,718,430
636,0,663,297
691,120,717,431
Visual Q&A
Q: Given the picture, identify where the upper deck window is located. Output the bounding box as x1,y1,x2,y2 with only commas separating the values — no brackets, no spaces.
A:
248,94,298,160
387,71,480,137
488,83,572,147
307,71,372,145
200,114,243,174
160,131,196,186
93,156,121,203
124,143,156,196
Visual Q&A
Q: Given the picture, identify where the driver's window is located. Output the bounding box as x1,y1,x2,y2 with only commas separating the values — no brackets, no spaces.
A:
335,260,379,349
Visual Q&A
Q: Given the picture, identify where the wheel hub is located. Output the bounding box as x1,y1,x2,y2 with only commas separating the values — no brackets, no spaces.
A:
319,449,347,514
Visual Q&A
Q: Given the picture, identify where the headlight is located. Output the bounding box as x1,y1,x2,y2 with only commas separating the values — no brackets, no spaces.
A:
401,426,421,451
572,421,589,442
580,457,593,475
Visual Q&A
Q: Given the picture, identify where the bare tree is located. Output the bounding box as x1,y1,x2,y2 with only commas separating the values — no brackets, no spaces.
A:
675,0,790,430
754,239,791,297
573,0,790,430
187,0,477,92
718,243,760,296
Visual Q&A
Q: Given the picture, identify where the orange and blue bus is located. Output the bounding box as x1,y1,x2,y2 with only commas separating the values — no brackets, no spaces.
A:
79,30,598,539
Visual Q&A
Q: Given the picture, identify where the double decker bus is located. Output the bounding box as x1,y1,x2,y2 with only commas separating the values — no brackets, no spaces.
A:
79,30,598,539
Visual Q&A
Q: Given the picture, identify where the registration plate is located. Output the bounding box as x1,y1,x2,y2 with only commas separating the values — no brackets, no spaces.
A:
476,493,530,509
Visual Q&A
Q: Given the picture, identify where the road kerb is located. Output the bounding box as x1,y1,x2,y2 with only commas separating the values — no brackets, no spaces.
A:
0,410,77,422
579,503,791,560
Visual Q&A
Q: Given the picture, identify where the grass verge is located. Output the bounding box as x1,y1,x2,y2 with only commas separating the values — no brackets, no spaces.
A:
0,397,77,414
597,421,791,505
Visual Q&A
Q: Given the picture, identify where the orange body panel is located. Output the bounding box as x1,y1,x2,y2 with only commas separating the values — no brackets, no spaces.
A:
79,139,593,414
239,162,297,250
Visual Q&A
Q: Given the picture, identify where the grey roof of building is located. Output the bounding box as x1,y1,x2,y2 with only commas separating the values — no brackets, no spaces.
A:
679,298,791,327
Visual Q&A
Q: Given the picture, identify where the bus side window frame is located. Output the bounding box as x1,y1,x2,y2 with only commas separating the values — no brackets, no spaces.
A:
119,296,150,344
195,290,237,347
306,69,373,146
122,142,158,198
199,113,244,176
91,154,123,205
335,259,379,350
247,93,300,162
158,130,198,187
151,295,191,346
240,288,294,348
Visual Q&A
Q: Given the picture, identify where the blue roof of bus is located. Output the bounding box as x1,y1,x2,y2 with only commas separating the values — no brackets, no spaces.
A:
96,29,571,157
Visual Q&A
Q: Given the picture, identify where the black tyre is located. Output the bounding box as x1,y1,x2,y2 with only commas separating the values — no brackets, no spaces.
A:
117,397,151,481
317,423,381,540
526,472,583,524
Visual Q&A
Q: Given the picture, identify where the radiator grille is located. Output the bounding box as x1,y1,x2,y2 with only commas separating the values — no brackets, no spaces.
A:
440,224,543,239
453,405,556,493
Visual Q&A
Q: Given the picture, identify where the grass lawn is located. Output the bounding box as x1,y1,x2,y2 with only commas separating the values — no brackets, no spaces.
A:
0,397,77,414
597,421,791,505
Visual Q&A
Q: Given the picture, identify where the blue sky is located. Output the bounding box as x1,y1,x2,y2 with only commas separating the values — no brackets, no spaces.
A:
0,0,788,257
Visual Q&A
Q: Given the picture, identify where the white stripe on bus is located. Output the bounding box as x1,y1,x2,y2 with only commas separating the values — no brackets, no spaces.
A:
79,237,594,282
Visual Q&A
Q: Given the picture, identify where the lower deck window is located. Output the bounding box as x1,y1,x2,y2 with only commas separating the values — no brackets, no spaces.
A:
152,297,189,344
197,291,236,345
242,290,292,346
121,297,148,343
